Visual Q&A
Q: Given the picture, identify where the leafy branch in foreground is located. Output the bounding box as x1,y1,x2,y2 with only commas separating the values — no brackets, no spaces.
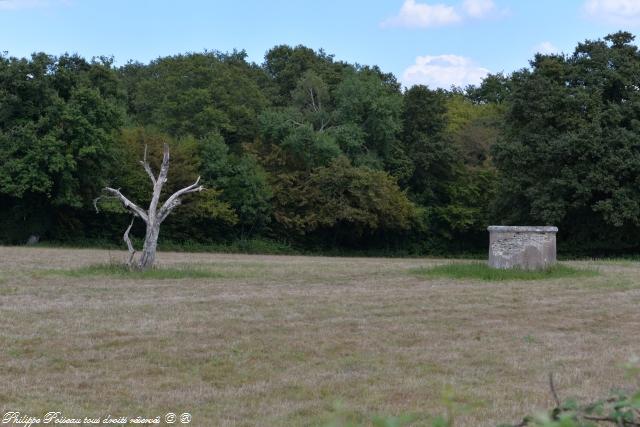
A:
504,371,640,427
324,360,640,427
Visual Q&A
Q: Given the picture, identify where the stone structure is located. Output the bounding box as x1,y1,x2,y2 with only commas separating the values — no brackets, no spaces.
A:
26,235,39,245
487,226,558,270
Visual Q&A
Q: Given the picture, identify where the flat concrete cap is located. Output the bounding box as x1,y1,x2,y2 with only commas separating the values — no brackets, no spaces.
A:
487,225,558,233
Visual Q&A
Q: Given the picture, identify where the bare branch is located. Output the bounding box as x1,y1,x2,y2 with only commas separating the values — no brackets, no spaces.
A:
139,145,156,186
286,118,305,127
103,187,149,222
309,87,318,112
549,373,561,408
158,143,170,184
93,196,103,213
319,117,331,132
123,216,136,267
157,199,181,224
148,143,170,216
157,176,204,223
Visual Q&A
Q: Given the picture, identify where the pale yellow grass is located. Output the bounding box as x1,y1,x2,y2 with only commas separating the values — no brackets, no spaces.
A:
0,247,639,426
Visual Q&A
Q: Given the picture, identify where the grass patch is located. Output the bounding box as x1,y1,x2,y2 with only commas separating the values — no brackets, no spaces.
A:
412,262,597,281
2,247,639,425
58,263,226,280
0,286,17,296
36,238,299,255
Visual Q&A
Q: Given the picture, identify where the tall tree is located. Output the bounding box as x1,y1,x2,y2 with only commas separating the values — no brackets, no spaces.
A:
270,157,417,240
0,53,124,242
401,85,454,205
334,69,405,172
121,51,268,145
263,45,347,106
199,133,272,237
493,32,640,251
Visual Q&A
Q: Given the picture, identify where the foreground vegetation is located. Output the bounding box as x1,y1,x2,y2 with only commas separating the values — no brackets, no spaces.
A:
3,32,640,255
1,247,639,426
326,369,640,426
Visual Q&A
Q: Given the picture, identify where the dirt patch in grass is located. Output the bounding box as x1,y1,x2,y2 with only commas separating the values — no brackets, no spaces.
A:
412,262,598,281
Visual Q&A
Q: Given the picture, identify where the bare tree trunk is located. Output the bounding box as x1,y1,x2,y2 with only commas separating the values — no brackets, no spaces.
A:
94,144,204,270
139,223,160,269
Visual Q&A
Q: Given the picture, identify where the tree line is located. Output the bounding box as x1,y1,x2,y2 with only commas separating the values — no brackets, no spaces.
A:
1,31,640,255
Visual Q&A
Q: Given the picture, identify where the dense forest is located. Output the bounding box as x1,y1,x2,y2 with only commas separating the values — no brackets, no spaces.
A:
2,31,640,255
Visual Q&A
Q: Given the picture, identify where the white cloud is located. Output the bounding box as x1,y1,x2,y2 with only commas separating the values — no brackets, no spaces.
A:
402,54,490,89
381,0,462,28
462,0,495,18
584,0,640,26
382,0,501,29
534,41,560,55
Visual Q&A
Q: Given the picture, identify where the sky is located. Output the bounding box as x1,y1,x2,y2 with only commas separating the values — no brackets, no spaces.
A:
1,0,639,89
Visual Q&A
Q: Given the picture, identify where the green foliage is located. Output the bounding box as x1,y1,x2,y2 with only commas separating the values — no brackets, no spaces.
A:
0,53,125,242
291,70,332,130
263,45,348,106
323,362,640,427
401,85,453,204
445,93,504,167
269,157,417,238
199,133,272,234
504,367,640,427
466,72,511,104
257,107,341,172
302,157,417,234
121,50,268,144
412,262,597,281
0,53,124,205
400,86,499,251
113,127,237,225
493,32,640,251
434,167,497,235
335,70,404,166
6,34,640,255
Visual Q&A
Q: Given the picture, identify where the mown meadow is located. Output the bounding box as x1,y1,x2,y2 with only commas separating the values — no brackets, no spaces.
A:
1,247,638,426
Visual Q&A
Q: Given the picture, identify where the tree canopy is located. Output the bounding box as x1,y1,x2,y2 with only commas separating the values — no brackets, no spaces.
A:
2,32,639,255
493,31,640,252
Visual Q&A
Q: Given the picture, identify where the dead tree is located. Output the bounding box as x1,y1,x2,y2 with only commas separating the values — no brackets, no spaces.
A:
94,144,204,270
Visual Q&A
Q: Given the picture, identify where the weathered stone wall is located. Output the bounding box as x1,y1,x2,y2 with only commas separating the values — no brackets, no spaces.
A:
488,226,558,270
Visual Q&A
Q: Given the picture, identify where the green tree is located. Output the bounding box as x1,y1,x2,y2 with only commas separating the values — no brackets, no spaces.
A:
263,45,347,106
121,51,269,145
493,31,640,251
334,70,404,173
0,53,124,242
199,133,272,236
401,85,454,205
270,157,417,240
466,72,511,104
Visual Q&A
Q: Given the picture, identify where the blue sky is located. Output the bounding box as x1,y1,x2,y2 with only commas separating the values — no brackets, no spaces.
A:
1,0,638,88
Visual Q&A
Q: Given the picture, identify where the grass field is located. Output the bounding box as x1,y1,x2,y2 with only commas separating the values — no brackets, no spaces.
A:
0,247,639,426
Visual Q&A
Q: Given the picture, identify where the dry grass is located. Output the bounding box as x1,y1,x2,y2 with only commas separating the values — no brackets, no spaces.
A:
0,247,639,426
